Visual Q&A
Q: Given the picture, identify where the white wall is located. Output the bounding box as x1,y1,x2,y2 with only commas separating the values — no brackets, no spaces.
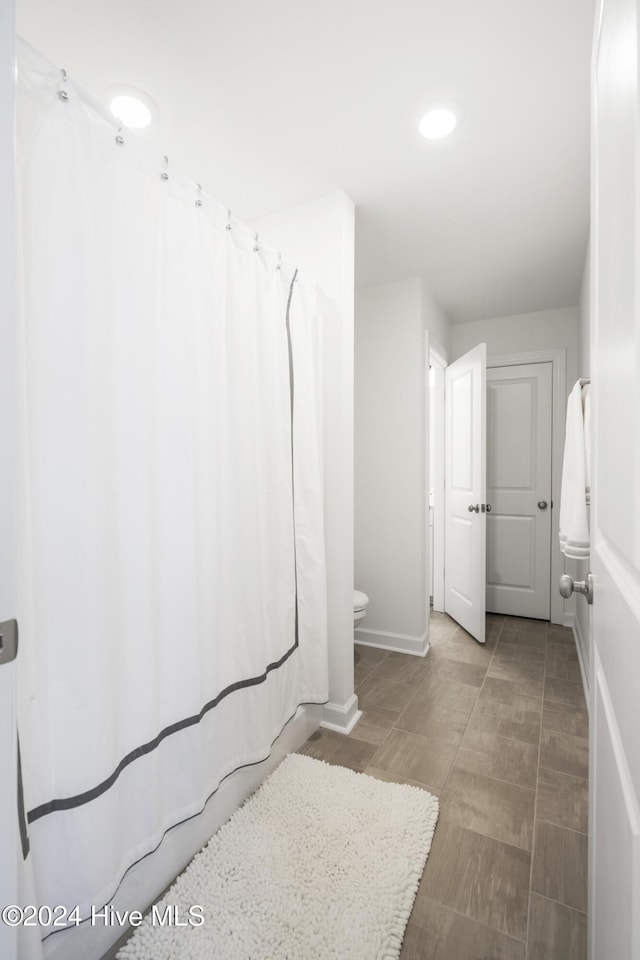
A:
422,283,451,359
354,276,448,654
451,305,579,389
251,190,358,731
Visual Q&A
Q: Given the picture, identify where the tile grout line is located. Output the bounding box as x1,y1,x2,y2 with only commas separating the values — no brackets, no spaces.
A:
529,890,588,916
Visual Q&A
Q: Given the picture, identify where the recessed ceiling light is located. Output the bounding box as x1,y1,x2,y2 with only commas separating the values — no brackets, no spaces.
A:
418,104,462,140
104,84,158,130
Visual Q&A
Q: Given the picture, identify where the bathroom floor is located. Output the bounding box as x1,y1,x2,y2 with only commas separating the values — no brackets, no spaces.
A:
297,611,589,960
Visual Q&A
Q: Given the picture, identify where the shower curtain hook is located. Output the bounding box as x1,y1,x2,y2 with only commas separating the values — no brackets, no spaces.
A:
226,209,232,231
58,68,69,102
161,156,169,181
195,183,203,207
253,232,260,253
115,125,124,146
276,252,282,271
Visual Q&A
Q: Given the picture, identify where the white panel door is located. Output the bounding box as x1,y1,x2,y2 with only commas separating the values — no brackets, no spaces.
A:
590,1,640,957
0,3,18,960
486,362,552,619
444,343,486,644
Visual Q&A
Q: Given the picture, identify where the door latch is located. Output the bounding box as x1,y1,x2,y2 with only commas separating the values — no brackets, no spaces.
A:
0,619,18,665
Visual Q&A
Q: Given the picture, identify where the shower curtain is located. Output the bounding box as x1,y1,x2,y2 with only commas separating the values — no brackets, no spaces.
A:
15,40,329,947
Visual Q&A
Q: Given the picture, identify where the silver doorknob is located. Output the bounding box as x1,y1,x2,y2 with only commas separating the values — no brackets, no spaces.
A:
538,500,548,510
468,504,480,513
559,573,594,605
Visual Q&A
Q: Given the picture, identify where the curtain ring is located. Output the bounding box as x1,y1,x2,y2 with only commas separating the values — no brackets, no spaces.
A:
195,183,202,207
58,68,69,102
161,156,169,181
253,232,260,253
226,210,232,231
115,126,124,146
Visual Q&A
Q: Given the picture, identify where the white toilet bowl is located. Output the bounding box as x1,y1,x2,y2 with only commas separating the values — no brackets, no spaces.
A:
353,589,369,628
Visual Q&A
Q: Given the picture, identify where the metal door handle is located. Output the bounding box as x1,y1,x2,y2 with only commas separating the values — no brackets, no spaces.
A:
486,504,492,513
468,504,480,513
538,500,548,510
559,573,594,605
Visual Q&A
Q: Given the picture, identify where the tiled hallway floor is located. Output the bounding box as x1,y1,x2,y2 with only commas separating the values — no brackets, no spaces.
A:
298,612,589,960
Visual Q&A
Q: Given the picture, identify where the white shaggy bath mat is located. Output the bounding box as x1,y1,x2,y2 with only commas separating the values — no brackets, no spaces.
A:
117,753,439,960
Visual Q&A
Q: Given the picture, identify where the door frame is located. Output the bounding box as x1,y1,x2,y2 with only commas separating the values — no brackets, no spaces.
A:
487,348,566,626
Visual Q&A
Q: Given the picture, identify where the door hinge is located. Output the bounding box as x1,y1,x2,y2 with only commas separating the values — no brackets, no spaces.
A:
0,619,18,665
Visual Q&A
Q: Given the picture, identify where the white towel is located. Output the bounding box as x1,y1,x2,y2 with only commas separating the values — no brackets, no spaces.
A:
583,384,591,504
559,380,591,558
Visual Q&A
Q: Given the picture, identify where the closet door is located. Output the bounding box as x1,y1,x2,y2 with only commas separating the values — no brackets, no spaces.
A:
486,361,553,619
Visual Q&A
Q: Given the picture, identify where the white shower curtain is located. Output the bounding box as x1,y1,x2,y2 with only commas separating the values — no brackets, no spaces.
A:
15,40,328,946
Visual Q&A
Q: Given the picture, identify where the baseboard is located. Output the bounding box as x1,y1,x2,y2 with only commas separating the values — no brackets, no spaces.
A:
354,627,429,657
321,694,362,735
572,613,591,709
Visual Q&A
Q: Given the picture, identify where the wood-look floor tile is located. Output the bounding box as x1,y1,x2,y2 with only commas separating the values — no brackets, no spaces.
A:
363,766,428,789
429,622,460,647
419,823,531,941
486,616,505,638
531,820,588,912
355,659,378,685
537,768,588,834
442,634,495,665
544,678,586,709
527,894,586,960
296,729,377,772
414,673,480,708
494,641,546,665
456,729,538,790
357,674,417,713
396,696,472,747
542,700,589,739
501,623,547,647
480,676,544,706
503,616,547,633
470,695,542,745
436,658,488,687
546,625,575,645
374,652,431,685
371,728,456,791
544,657,582,683
453,624,499,649
440,768,535,850
349,718,391,746
489,658,544,686
359,703,399,729
354,644,389,668
403,898,525,960
546,640,579,665
539,728,588,780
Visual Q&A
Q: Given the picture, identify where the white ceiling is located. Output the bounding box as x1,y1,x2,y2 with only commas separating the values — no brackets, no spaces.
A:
17,0,594,324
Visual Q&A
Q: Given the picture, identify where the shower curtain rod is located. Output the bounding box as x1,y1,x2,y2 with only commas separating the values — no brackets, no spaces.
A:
38,42,290,271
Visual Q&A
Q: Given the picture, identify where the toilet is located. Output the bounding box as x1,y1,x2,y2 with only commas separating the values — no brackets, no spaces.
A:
353,589,370,628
